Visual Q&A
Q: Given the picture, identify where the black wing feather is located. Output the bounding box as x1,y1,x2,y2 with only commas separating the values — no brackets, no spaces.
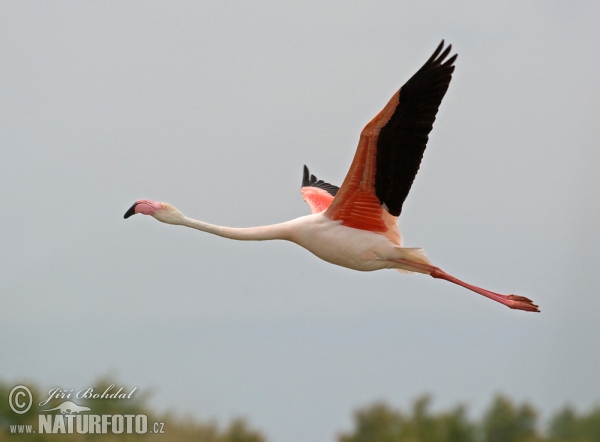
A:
302,165,339,196
375,41,457,217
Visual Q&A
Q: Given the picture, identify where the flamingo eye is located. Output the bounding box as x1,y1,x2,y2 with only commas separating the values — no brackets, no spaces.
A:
162,204,167,210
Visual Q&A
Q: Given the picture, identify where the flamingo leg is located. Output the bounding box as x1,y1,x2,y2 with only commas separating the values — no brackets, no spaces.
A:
392,259,539,312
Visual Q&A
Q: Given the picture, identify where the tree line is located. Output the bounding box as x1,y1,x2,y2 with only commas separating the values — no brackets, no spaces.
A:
339,394,600,442
1,377,599,441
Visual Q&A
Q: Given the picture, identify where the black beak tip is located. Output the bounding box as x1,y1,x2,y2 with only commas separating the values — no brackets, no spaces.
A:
124,202,138,219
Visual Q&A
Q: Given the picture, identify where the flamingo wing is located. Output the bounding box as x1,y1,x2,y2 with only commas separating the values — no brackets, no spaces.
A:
325,41,457,233
300,165,339,214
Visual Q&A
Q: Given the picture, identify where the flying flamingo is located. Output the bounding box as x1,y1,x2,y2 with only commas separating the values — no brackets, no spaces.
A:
124,41,539,312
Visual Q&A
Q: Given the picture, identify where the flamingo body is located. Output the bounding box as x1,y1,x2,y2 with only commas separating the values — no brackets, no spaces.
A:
284,213,425,272
124,41,540,313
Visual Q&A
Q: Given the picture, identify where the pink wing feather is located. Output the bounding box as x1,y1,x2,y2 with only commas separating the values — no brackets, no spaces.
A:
301,187,335,214
300,165,339,214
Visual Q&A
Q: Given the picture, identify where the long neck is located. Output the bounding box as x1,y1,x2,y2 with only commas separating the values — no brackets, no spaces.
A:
181,216,294,241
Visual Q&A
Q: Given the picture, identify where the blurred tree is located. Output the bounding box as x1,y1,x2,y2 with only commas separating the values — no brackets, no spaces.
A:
481,394,540,442
4,377,600,442
548,406,578,441
548,404,600,442
435,404,475,442
218,418,266,442
338,395,475,442
338,401,405,442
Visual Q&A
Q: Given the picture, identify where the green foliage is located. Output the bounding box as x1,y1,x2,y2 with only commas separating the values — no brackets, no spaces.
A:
547,404,600,442
340,395,600,442
3,377,600,442
338,396,475,442
338,401,405,442
481,394,540,442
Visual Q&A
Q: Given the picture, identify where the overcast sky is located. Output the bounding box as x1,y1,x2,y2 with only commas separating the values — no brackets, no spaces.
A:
1,1,599,441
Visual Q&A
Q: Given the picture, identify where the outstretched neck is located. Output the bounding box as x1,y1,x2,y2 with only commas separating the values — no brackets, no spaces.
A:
181,216,294,241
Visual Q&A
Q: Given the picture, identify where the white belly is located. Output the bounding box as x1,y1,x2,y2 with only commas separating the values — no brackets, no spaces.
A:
288,213,398,271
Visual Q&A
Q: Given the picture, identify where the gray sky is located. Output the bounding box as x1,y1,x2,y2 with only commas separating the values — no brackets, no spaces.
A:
1,1,599,440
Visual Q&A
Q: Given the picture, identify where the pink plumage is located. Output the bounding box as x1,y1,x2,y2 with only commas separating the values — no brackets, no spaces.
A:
124,41,539,313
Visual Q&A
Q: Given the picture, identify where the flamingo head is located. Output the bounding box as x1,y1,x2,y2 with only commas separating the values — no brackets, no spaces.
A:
123,199,185,225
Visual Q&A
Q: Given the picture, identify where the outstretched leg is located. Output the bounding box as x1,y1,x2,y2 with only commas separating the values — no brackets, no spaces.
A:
391,259,539,312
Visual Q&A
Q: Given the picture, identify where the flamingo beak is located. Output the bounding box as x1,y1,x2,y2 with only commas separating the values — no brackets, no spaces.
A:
123,202,138,219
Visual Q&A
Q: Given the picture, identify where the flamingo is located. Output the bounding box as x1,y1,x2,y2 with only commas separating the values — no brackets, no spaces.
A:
124,41,539,312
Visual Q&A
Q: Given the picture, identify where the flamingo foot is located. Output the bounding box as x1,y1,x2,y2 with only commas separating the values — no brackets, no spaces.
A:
503,295,540,312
